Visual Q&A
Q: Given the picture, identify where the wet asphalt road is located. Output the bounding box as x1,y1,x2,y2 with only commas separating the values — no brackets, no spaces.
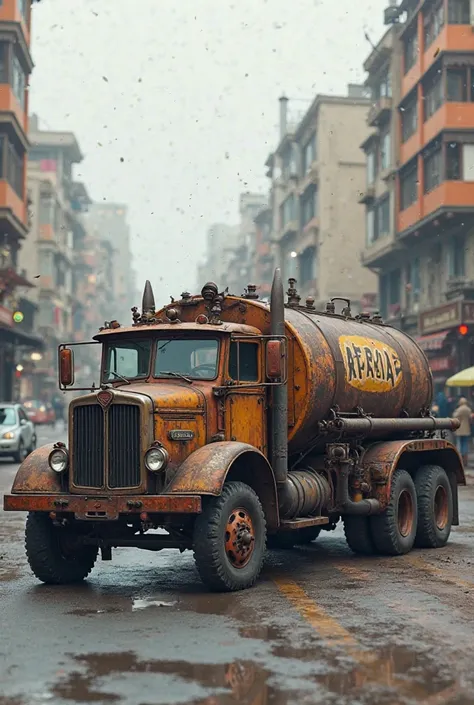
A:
2,432,474,704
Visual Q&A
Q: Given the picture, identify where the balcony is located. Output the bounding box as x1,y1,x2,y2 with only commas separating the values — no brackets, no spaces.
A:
397,181,474,235
361,234,399,269
445,277,474,301
424,103,474,146
358,184,376,204
367,97,392,127
280,220,298,240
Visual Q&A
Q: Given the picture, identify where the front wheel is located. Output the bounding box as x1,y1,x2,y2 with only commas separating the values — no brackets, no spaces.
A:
193,481,266,592
25,513,98,585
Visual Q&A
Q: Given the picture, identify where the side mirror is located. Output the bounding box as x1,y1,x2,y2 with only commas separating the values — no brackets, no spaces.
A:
59,348,75,387
20,418,26,426
266,339,284,380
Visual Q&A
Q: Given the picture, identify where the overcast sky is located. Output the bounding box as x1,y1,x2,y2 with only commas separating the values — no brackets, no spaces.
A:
29,0,385,305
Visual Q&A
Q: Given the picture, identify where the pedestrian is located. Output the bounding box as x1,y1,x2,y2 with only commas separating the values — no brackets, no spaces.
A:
453,396,472,467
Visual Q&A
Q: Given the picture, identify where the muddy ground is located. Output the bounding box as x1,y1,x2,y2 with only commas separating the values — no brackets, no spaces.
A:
1,428,474,704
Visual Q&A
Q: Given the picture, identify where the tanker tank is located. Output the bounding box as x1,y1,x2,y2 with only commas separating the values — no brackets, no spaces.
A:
157,287,434,454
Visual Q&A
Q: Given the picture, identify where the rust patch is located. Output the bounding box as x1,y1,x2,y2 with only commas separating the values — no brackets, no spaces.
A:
3,493,201,516
10,444,63,494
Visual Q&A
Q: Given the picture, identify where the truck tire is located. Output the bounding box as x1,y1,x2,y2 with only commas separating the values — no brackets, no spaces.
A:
343,516,375,555
370,469,418,555
414,465,453,549
13,440,25,464
193,481,266,592
25,513,98,585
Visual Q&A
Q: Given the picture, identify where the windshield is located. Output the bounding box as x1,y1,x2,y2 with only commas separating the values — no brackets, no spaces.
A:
103,340,152,382
0,407,17,426
155,339,219,380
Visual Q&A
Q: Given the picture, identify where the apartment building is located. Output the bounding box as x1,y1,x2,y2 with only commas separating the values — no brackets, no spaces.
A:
87,203,136,323
254,206,274,300
0,1,43,400
199,223,240,291
226,193,268,296
265,87,377,312
19,116,87,398
361,0,474,389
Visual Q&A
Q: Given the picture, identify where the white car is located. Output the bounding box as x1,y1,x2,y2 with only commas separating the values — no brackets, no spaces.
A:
0,403,36,462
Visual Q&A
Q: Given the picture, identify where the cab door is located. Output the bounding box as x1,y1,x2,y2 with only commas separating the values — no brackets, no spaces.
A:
224,339,267,455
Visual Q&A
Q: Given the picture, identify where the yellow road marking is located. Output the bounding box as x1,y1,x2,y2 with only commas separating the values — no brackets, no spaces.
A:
273,577,462,703
406,555,474,591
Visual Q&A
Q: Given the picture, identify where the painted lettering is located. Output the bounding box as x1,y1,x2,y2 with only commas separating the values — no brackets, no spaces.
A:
339,335,403,393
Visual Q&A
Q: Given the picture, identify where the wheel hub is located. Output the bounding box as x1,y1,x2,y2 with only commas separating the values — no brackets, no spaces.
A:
225,508,256,568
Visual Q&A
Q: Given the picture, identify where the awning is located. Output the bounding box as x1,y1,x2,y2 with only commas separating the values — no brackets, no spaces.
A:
0,267,34,289
416,330,450,352
0,325,45,350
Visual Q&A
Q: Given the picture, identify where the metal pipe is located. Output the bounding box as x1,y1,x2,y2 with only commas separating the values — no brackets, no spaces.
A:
335,459,380,515
270,268,288,488
327,416,460,437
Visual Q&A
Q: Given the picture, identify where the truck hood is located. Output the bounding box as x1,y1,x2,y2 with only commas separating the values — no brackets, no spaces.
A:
109,382,205,411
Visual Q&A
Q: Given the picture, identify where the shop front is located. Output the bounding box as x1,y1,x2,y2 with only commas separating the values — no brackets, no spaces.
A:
0,304,44,402
417,300,474,392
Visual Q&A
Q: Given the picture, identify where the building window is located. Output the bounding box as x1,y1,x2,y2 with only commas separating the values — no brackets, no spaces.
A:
406,258,421,311
301,187,317,226
424,1,445,48
280,194,296,228
377,194,390,237
299,246,316,285
366,208,375,246
446,142,461,179
0,44,6,84
11,54,25,110
424,70,443,121
302,135,316,173
373,71,392,100
38,250,54,278
404,27,419,74
423,143,442,193
400,160,418,210
448,0,470,24
17,0,28,20
447,68,468,101
401,96,418,142
367,149,377,185
39,197,55,225
447,238,465,278
462,143,474,180
6,139,24,197
380,130,391,171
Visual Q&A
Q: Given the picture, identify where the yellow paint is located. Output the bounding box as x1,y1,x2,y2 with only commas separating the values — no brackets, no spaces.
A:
274,577,462,698
406,555,474,590
339,335,403,392
225,392,266,453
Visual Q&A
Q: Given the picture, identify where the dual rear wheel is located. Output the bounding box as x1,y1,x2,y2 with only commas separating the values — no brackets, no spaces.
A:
344,465,453,557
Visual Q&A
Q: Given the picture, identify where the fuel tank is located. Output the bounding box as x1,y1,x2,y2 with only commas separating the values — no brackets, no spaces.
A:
283,307,433,454
155,293,433,455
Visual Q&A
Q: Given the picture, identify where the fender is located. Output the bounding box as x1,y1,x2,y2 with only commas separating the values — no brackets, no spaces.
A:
165,441,279,529
362,438,465,524
10,444,64,494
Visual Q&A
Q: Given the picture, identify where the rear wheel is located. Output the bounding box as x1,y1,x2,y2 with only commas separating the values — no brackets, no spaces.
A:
414,465,453,548
343,515,375,555
27,435,36,456
193,481,266,592
370,469,418,556
25,513,98,585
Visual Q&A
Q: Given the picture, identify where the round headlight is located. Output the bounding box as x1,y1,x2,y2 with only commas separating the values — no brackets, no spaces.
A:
145,446,168,472
49,448,68,474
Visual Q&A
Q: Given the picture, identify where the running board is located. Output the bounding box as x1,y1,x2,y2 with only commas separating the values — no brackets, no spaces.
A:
280,516,329,530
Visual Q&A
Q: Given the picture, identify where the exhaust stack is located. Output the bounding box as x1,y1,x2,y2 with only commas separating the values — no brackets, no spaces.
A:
270,268,288,487
142,280,155,316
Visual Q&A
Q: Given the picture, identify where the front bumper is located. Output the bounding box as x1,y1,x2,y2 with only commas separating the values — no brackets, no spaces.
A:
3,494,202,520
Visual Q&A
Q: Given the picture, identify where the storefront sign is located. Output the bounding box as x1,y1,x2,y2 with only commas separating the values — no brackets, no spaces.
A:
462,302,474,323
429,357,453,373
0,305,13,328
419,302,461,335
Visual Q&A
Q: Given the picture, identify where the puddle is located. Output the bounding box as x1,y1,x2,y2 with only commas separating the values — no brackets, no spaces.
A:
132,597,177,611
44,642,472,705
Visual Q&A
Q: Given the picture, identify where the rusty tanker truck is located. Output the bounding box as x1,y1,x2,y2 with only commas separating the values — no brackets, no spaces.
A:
4,269,464,592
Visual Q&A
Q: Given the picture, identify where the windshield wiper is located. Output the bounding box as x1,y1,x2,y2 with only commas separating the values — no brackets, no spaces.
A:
105,370,131,385
160,371,192,384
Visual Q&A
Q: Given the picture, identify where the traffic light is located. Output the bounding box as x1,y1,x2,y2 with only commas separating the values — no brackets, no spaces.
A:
12,310,24,324
459,324,469,336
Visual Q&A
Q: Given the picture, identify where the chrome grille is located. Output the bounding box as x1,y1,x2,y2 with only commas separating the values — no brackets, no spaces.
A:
108,405,141,488
72,402,141,490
